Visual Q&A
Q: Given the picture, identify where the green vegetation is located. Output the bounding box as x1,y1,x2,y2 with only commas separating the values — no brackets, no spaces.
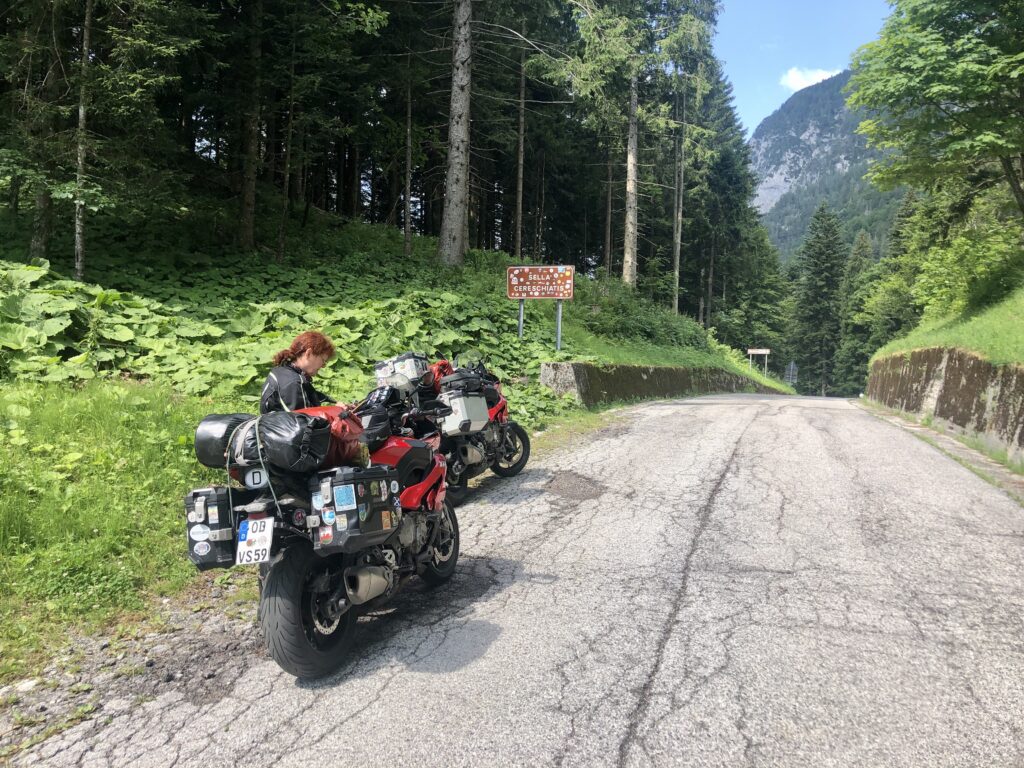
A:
0,381,217,680
872,284,1024,366
779,0,1023,395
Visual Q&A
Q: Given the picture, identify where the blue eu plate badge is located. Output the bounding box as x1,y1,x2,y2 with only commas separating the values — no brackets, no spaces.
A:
333,484,357,512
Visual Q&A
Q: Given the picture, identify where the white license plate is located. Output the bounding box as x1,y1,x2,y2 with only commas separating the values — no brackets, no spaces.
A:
236,515,273,565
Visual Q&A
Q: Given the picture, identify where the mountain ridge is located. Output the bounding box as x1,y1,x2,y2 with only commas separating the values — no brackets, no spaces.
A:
750,70,903,260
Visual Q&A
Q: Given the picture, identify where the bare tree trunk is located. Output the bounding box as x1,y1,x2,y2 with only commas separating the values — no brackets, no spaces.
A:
404,66,413,256
604,153,612,276
74,0,95,282
706,243,715,327
438,0,472,266
276,40,296,261
30,190,52,261
534,152,545,261
514,39,525,261
239,0,262,249
7,174,20,215
671,77,685,314
697,266,705,327
622,74,638,286
999,156,1024,219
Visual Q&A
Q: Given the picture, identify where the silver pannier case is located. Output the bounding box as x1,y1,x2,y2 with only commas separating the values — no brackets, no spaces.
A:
438,390,489,435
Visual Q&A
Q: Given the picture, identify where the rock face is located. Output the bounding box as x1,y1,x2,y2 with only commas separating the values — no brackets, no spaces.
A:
867,349,1024,463
540,362,779,407
748,70,903,260
749,71,862,214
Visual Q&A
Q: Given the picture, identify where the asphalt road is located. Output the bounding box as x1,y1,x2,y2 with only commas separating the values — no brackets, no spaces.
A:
25,394,1024,767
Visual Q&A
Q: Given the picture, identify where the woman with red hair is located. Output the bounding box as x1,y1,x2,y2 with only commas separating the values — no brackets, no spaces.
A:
260,330,337,414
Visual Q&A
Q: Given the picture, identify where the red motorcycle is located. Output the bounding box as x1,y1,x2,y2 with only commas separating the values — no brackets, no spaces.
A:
184,374,459,679
426,352,530,504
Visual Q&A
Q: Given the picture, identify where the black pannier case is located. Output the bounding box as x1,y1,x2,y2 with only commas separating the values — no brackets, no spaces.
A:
184,486,260,570
309,465,402,553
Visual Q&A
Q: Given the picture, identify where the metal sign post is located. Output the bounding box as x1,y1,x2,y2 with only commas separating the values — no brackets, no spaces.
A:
556,300,563,350
507,265,574,350
747,348,771,376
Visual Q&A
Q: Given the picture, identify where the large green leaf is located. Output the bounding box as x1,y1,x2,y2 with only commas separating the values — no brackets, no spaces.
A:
0,322,44,350
98,324,135,342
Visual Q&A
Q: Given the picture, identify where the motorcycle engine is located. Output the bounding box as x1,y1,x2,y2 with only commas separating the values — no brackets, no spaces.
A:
398,511,430,551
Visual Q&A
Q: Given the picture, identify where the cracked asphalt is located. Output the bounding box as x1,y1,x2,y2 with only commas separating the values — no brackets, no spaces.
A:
22,393,1024,767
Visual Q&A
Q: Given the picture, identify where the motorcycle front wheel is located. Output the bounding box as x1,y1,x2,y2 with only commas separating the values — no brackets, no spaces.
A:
490,422,530,478
259,545,354,679
419,501,460,585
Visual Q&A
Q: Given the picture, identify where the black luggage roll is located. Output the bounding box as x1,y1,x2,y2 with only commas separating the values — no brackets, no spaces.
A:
440,369,483,393
195,413,253,468
256,411,332,474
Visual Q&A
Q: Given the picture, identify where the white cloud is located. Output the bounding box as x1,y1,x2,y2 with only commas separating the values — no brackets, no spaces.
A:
779,67,841,92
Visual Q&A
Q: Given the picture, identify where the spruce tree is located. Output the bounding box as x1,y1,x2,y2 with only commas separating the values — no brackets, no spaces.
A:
792,203,846,396
833,230,875,395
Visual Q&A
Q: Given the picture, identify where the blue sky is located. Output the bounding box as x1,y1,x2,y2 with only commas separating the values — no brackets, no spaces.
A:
713,0,892,136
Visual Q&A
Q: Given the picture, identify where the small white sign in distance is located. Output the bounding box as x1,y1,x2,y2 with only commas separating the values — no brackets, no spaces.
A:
747,348,771,355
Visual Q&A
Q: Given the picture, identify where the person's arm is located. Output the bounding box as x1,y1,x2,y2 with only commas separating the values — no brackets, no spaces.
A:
314,386,336,405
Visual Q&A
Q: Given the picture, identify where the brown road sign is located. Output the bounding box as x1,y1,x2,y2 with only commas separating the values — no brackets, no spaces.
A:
507,266,574,300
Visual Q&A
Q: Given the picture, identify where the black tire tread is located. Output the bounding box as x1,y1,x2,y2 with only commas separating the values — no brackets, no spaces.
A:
490,422,530,478
259,546,352,679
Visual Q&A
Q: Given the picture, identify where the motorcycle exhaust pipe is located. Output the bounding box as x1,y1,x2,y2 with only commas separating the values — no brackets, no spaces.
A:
344,566,391,605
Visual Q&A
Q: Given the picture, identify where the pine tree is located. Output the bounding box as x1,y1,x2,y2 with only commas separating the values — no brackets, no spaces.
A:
792,203,847,395
833,230,875,395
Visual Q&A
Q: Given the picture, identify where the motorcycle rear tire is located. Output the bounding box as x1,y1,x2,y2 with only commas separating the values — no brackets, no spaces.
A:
259,545,354,679
420,501,460,586
490,422,530,478
445,476,469,506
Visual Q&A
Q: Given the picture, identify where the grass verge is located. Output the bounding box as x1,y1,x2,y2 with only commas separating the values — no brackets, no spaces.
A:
872,285,1024,365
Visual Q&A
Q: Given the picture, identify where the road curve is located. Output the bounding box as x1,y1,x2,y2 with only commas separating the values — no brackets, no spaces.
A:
25,394,1024,767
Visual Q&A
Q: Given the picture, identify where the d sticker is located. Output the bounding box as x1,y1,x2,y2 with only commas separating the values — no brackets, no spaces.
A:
390,480,399,494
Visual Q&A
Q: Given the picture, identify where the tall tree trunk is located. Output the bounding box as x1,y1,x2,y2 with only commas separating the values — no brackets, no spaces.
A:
514,39,525,261
334,138,345,213
404,68,413,256
698,265,705,327
533,152,545,261
348,144,361,218
604,153,613,276
30,190,52,261
622,74,638,286
671,78,685,314
998,156,1024,219
7,174,20,215
438,0,472,266
73,0,95,282
706,242,715,327
239,0,262,250
276,40,296,261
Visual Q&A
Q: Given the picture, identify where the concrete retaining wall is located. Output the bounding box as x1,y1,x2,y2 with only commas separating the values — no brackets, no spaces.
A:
539,362,779,408
867,348,1024,463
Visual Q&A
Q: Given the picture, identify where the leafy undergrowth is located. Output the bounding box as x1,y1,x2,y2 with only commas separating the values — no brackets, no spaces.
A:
872,284,1024,366
0,209,788,681
0,381,223,681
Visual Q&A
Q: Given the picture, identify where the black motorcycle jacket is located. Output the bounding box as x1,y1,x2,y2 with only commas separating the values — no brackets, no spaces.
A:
260,363,334,414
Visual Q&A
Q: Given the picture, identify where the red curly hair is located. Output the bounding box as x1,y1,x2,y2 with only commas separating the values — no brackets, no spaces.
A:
272,331,336,367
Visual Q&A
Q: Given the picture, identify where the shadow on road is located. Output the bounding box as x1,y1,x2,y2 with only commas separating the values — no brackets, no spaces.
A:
298,554,545,689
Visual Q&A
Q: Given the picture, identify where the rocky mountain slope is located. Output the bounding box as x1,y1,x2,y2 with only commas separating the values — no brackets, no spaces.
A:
750,70,903,260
